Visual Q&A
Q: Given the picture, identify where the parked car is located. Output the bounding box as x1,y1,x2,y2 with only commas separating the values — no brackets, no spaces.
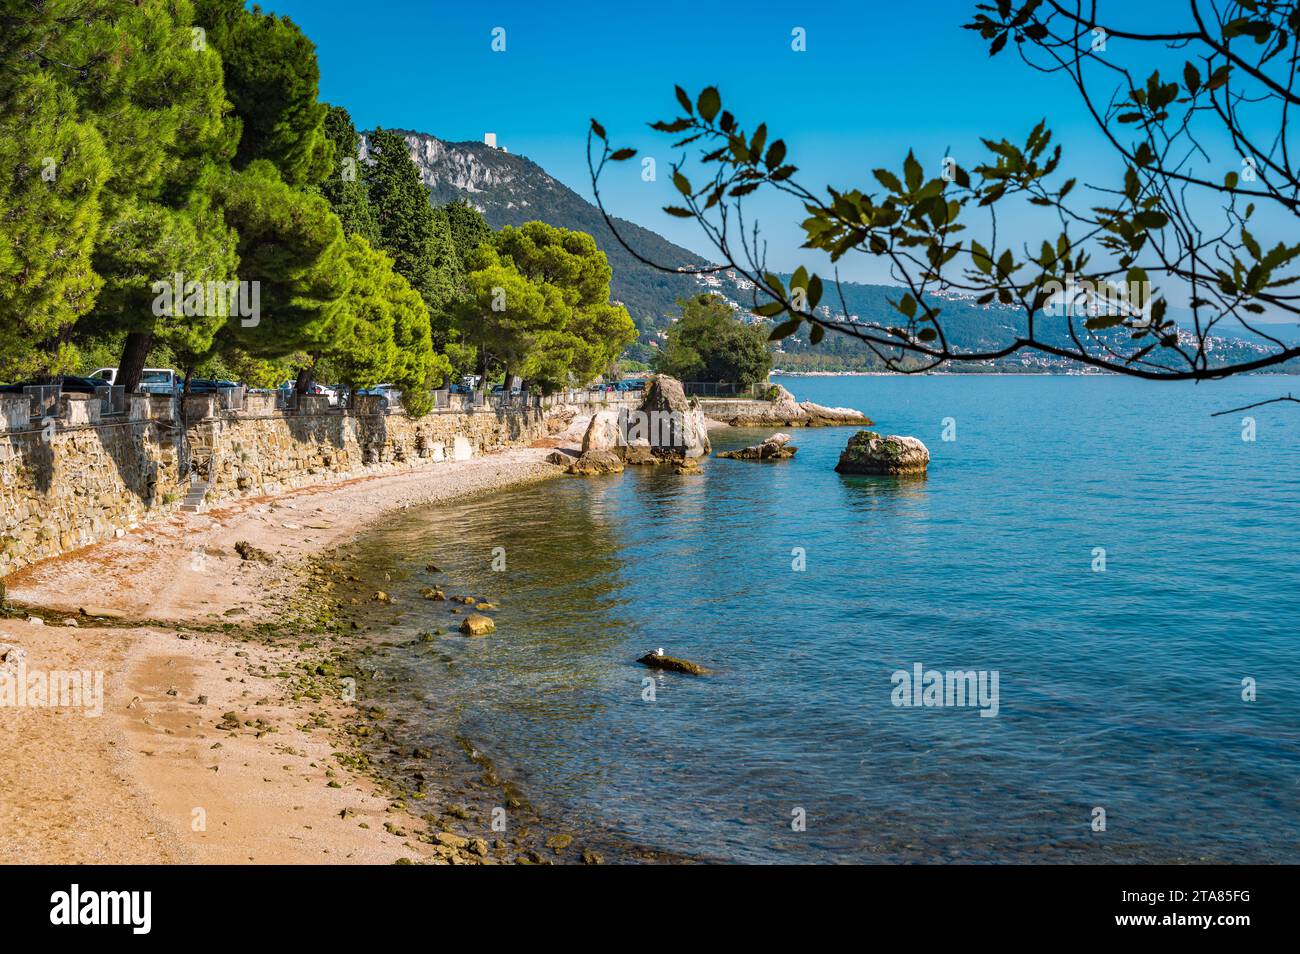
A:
0,374,104,395
91,367,180,394
448,383,473,395
186,378,240,394
356,383,402,409
277,380,338,405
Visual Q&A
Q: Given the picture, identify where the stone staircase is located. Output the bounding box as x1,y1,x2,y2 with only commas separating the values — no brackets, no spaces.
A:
179,470,210,513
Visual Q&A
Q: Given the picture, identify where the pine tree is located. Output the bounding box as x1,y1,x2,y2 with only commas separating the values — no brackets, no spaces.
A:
320,106,379,244
23,0,241,392
363,128,458,345
0,71,109,380
191,0,333,187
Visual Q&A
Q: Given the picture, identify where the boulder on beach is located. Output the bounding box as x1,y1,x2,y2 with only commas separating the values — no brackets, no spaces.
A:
233,540,272,563
718,433,797,461
544,450,574,466
581,410,623,454
834,430,930,475
638,651,708,675
566,450,625,476
459,613,496,637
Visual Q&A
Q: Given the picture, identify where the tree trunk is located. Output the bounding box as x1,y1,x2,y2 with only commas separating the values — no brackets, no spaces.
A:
117,331,152,394
294,364,313,395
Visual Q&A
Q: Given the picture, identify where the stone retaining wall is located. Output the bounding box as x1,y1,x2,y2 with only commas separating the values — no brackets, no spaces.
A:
0,400,546,579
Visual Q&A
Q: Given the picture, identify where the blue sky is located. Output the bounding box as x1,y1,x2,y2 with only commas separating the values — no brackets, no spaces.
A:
256,0,1264,290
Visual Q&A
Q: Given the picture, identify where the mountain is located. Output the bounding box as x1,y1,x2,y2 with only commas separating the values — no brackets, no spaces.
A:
359,130,706,344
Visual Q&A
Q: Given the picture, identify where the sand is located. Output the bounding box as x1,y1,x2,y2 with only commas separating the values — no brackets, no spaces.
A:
0,445,565,865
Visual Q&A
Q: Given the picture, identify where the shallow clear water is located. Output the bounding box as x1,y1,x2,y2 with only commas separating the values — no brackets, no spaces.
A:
339,374,1300,863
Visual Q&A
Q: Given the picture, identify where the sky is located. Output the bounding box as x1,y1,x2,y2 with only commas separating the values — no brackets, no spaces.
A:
255,0,1282,298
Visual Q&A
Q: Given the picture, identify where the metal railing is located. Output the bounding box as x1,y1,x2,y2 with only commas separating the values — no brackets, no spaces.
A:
216,385,246,412
24,385,60,421
95,384,127,417
681,381,769,398
275,388,298,411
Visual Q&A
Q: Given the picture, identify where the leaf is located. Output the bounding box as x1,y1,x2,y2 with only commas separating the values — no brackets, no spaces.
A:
765,140,787,170
609,148,637,161
672,171,692,195
917,328,938,342
768,318,801,340
903,152,923,192
874,168,903,193
1183,61,1200,95
791,266,809,295
752,301,786,317
590,119,607,140
1084,315,1125,330
807,274,824,308
675,85,694,115
809,324,825,344
697,87,721,123
663,206,694,218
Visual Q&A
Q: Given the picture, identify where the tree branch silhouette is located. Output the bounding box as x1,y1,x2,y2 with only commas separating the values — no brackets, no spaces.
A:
588,1,1300,382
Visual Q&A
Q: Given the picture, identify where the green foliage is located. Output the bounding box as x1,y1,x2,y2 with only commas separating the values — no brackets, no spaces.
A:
444,201,493,271
363,129,459,341
494,222,637,382
320,234,445,412
0,71,108,379
653,294,772,386
213,161,350,360
320,236,398,389
320,106,379,244
193,0,332,187
458,249,566,383
457,222,636,389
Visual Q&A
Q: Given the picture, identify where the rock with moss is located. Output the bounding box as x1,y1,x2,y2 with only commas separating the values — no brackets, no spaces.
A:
718,433,797,461
459,613,496,637
566,450,625,476
638,651,708,675
834,430,929,475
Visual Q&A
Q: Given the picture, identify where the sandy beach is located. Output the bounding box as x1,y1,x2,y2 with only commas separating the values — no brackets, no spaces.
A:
0,444,569,865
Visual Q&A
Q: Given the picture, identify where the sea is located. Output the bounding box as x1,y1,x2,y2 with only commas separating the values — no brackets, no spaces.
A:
333,374,1300,863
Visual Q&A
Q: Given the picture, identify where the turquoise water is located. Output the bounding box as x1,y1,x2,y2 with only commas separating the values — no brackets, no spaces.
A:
341,374,1300,863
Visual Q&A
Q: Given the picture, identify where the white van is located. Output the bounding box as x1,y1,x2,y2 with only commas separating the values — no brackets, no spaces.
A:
92,368,180,394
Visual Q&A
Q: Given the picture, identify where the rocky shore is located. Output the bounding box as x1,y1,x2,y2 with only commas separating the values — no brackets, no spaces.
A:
701,384,874,429
0,446,599,865
0,377,875,866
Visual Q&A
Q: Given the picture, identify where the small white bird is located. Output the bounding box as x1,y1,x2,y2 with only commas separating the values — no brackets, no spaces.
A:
656,647,664,656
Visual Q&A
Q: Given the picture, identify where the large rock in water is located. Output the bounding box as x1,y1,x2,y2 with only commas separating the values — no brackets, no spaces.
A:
581,410,622,453
834,430,930,475
638,375,710,459
717,433,797,461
